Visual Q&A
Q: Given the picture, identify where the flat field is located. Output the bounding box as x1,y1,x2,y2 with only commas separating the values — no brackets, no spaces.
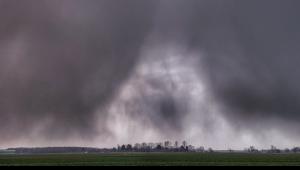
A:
0,153,300,166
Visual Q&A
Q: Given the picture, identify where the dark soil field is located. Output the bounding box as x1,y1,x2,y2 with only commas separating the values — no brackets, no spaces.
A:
1,153,300,166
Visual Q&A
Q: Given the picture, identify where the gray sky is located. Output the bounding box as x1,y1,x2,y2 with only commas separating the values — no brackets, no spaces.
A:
0,0,300,149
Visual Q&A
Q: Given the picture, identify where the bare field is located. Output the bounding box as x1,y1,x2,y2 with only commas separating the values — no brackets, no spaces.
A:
0,153,300,166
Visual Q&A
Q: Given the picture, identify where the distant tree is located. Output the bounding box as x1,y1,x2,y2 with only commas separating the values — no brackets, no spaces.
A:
270,145,280,153
180,146,185,151
148,143,155,150
208,148,214,153
142,143,148,149
156,144,162,151
179,145,188,152
188,145,195,151
248,146,258,153
164,141,171,149
292,147,300,153
134,143,141,150
284,148,290,153
121,145,126,151
126,144,133,151
175,141,179,148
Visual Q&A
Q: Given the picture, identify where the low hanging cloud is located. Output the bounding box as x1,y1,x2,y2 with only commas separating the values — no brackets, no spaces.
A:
0,0,300,149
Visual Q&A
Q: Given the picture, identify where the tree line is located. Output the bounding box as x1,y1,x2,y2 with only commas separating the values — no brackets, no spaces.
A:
4,145,300,154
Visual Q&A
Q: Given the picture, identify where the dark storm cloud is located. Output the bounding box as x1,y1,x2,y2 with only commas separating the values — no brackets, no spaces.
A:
0,0,156,141
153,0,300,123
1,0,300,147
202,1,300,122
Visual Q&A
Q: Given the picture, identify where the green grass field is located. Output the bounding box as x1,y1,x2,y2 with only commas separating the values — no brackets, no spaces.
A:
1,153,300,166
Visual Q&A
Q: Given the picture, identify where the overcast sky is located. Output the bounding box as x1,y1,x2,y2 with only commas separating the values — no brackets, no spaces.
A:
0,0,300,149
